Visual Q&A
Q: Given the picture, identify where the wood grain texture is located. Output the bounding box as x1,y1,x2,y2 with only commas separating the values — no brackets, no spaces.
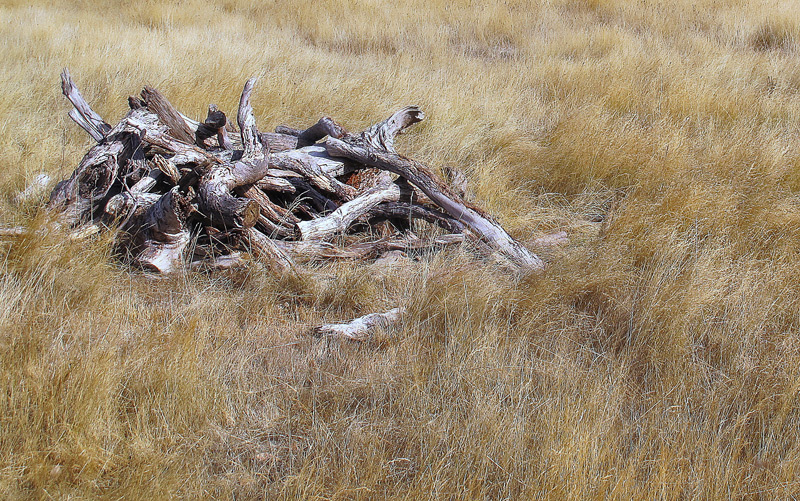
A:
325,137,544,271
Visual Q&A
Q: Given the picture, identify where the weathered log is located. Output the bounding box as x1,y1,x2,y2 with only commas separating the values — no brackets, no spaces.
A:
239,185,299,223
189,79,278,230
358,106,424,151
189,251,246,272
237,78,265,159
105,191,161,221
284,178,339,215
274,125,302,137
141,86,195,144
276,145,356,177
239,185,298,239
104,162,166,220
325,137,544,271
276,117,347,148
260,132,298,152
366,201,466,234
270,149,356,201
52,71,545,276
61,69,111,141
124,187,192,273
49,107,161,226
126,113,218,167
312,307,405,341
197,162,263,230
274,233,465,262
297,182,402,241
256,176,295,194
296,117,347,147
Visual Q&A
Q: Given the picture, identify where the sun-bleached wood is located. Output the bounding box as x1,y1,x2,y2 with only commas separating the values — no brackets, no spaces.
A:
126,187,192,273
297,182,402,240
325,137,544,272
240,185,298,239
313,307,405,341
270,149,356,201
60,69,111,141
367,201,466,233
49,107,161,226
141,86,195,144
237,78,264,159
50,70,547,275
358,106,424,152
274,233,465,262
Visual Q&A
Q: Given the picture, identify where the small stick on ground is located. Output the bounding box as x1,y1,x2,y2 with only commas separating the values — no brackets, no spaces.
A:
313,307,406,342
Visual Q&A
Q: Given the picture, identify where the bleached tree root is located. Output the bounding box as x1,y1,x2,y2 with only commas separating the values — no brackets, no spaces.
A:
312,307,406,341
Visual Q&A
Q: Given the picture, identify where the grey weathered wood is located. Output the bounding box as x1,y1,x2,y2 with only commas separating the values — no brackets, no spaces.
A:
276,117,347,147
125,113,217,167
197,161,265,230
260,132,298,152
270,149,356,201
237,78,264,159
49,107,161,226
141,86,195,144
60,68,111,141
123,187,192,273
325,137,544,271
313,307,405,341
196,104,233,150
51,76,542,276
105,191,161,221
239,185,298,239
189,252,246,271
256,176,295,193
297,117,347,147
274,233,465,262
358,106,424,152
297,182,401,241
367,201,466,233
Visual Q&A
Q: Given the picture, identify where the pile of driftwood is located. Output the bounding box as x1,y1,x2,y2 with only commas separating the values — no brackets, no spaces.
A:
47,69,544,278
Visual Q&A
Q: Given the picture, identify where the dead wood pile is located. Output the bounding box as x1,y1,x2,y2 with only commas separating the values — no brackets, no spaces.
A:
47,70,544,275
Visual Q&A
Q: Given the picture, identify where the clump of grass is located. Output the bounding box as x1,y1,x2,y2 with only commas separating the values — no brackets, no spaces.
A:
750,16,799,52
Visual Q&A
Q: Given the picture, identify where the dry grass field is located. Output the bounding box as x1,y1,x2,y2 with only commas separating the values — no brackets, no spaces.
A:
3,0,800,498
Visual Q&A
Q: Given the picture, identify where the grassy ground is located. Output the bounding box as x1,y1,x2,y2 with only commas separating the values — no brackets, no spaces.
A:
3,0,800,498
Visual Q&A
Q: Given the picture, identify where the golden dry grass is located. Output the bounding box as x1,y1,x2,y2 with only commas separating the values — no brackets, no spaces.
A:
3,0,800,498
